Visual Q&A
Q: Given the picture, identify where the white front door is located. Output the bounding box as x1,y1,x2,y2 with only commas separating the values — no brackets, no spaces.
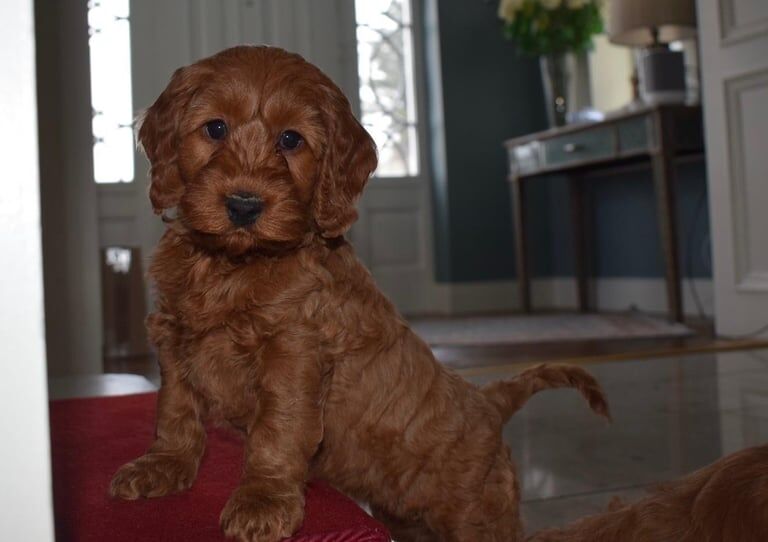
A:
698,0,768,337
45,0,442,376
349,0,445,315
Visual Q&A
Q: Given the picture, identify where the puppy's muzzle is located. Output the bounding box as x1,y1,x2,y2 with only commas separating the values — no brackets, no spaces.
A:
225,193,262,227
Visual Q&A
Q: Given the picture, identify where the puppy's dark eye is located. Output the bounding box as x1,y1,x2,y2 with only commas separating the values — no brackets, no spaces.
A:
278,130,303,151
204,119,228,140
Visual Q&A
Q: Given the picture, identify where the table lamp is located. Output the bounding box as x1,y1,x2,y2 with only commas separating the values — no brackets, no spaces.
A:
608,0,697,105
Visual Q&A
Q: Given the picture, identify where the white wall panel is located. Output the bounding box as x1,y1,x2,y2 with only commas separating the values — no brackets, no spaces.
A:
720,0,768,42
725,69,768,291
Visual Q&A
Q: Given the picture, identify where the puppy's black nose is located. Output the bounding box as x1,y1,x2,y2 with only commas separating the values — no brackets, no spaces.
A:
225,193,262,227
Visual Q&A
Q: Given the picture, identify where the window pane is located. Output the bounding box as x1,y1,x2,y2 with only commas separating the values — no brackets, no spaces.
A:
88,0,134,183
355,0,420,177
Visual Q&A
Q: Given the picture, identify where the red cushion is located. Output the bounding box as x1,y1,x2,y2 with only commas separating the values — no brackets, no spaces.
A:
49,392,389,542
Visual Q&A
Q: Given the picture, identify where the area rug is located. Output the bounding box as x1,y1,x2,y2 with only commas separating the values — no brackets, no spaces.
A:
49,392,389,542
410,312,693,347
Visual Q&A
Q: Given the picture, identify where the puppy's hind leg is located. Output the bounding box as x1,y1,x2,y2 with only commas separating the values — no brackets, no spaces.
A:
430,500,523,542
427,452,524,542
370,506,439,542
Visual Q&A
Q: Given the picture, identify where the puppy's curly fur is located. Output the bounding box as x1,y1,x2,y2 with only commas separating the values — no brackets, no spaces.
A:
528,444,768,542
109,46,610,542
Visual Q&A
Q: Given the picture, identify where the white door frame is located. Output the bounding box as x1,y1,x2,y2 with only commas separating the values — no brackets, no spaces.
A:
0,0,55,538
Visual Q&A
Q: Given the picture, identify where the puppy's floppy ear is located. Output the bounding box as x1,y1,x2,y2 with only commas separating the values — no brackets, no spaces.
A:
137,66,203,214
313,87,377,238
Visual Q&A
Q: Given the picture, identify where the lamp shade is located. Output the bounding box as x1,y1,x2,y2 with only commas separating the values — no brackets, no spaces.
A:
608,0,697,46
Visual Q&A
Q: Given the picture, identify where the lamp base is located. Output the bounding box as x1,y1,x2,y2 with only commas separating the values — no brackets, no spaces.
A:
637,46,687,105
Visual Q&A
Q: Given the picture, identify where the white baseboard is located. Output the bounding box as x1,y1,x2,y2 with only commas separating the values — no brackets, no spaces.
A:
444,280,518,314
440,277,714,318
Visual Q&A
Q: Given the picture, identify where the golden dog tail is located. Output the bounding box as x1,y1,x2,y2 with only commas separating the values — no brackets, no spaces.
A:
482,364,610,422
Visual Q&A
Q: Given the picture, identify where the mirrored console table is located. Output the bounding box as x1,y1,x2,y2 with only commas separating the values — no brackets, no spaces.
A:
504,105,704,323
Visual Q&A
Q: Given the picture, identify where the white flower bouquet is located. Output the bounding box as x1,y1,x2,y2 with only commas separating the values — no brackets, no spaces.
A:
498,0,603,55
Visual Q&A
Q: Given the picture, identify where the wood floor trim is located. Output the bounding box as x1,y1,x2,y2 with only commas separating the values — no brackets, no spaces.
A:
451,338,768,378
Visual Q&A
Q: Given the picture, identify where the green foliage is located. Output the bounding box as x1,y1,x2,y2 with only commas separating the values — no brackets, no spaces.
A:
501,1,603,56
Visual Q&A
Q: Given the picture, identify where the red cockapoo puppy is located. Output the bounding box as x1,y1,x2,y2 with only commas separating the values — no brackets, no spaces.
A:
109,46,610,542
528,444,768,542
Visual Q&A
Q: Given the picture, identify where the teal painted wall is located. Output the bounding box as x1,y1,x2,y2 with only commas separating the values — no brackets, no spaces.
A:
424,0,548,282
528,162,711,279
423,1,711,282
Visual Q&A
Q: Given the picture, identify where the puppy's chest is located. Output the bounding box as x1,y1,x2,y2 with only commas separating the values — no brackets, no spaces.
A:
164,264,309,420
179,322,262,424
172,264,284,328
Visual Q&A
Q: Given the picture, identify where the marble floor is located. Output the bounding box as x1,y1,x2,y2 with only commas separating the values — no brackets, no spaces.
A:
463,349,768,533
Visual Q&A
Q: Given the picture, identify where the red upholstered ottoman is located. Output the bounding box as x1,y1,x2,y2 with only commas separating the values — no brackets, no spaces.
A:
49,392,390,542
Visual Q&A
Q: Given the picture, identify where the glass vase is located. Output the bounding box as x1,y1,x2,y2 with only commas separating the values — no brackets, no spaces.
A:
539,51,592,127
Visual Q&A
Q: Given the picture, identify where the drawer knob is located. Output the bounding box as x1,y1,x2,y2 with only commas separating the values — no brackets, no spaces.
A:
563,142,582,153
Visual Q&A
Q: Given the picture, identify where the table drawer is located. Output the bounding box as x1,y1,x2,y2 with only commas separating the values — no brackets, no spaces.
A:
541,128,615,168
617,116,652,154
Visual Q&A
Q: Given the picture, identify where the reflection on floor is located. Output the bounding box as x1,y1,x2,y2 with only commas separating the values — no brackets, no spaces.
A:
90,347,768,534
463,349,768,533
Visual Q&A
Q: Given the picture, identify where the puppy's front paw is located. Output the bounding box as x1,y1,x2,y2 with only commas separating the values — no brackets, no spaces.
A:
109,452,198,499
220,485,304,542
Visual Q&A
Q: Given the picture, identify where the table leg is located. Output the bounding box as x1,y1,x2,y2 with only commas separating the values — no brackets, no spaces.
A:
511,177,531,312
570,174,590,312
651,150,684,323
